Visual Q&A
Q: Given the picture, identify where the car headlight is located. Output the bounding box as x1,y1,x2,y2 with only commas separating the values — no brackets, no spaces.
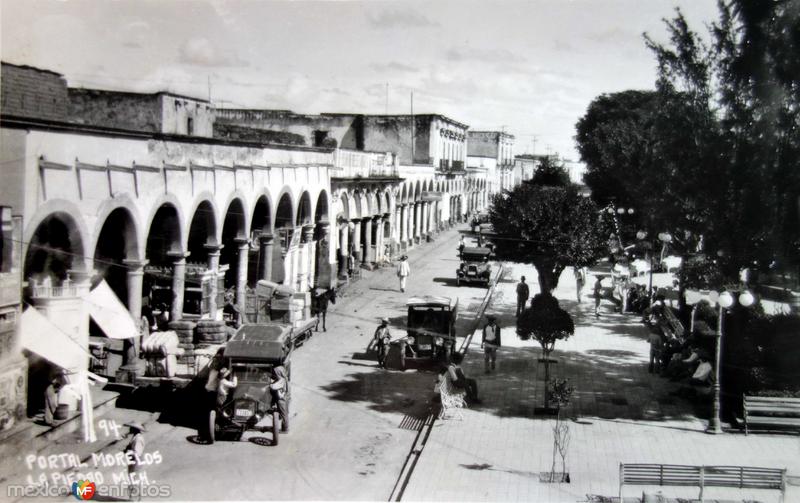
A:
406,336,415,345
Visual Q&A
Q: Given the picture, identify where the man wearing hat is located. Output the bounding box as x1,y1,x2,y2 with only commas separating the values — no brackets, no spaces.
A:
123,421,146,500
367,318,392,368
396,255,411,292
481,315,502,374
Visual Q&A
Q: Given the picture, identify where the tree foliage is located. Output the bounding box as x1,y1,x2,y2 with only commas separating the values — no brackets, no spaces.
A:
575,90,658,210
488,182,610,293
575,1,800,284
529,156,571,187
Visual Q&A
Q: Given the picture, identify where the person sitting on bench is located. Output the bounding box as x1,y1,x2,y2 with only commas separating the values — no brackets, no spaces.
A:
447,353,481,404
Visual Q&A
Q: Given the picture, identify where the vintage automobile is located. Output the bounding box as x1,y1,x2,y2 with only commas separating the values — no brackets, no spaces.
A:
456,247,493,287
205,323,293,445
395,296,459,369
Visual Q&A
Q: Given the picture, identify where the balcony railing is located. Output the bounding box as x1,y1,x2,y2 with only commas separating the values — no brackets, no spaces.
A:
333,149,398,178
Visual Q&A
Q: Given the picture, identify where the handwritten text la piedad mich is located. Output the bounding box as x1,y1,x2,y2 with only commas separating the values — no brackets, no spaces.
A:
24,450,163,487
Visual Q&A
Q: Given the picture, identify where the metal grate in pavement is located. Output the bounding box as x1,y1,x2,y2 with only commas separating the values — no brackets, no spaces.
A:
399,414,425,430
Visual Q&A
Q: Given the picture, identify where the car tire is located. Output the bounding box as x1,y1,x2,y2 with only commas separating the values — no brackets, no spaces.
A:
272,411,280,446
206,410,216,444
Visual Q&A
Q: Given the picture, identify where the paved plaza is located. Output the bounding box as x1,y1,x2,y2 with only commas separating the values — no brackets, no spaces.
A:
402,261,800,502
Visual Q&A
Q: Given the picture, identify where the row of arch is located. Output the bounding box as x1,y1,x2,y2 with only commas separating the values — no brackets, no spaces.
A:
24,187,332,324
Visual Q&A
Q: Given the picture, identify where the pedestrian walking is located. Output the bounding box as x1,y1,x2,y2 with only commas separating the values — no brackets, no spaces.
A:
367,318,392,368
593,276,603,318
347,252,356,277
123,421,146,501
515,276,530,316
481,315,501,373
574,267,586,303
397,255,410,292
269,365,289,433
458,235,466,258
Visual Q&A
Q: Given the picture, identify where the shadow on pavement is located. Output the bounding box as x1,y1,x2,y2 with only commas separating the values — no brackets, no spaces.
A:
320,369,438,418
432,277,459,287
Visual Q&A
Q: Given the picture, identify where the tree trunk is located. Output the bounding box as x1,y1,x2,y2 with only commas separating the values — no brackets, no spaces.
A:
542,348,551,409
534,262,561,295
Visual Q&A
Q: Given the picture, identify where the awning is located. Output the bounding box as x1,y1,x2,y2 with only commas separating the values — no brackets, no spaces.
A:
421,191,443,202
20,307,87,370
83,280,139,340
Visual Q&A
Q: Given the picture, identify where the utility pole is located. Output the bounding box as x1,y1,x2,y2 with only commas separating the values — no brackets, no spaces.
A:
385,83,389,115
410,91,415,163
207,76,212,103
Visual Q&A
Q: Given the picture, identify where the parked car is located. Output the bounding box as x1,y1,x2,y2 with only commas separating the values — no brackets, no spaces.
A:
395,296,458,369
457,247,492,287
204,323,293,445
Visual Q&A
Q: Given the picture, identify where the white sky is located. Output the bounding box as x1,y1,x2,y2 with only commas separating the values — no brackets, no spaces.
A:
1,0,720,161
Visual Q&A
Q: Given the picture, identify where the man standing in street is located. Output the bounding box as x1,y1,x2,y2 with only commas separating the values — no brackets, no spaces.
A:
516,276,530,316
397,255,410,292
481,315,501,374
367,318,392,368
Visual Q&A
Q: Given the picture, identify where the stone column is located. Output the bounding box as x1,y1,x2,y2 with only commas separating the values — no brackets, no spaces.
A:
299,225,315,291
204,244,222,318
315,221,332,287
122,259,147,364
338,224,349,279
351,218,362,262
258,234,274,282
235,238,250,316
414,203,422,243
399,206,407,244
363,217,373,264
374,216,384,262
167,252,189,322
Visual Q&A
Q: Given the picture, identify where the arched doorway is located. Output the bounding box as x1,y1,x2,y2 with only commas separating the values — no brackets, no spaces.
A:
144,203,182,320
313,191,330,288
250,195,272,285
23,212,87,417
273,193,294,284
220,199,247,297
93,207,139,366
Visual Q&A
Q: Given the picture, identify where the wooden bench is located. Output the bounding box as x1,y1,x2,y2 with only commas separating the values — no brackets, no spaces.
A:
438,375,467,420
660,307,685,339
744,395,800,435
620,463,786,502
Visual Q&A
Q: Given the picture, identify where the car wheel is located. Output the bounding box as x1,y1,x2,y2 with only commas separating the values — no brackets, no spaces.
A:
272,411,280,446
206,410,216,444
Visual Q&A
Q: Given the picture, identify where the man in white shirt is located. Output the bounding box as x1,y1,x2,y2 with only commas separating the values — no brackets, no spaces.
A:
397,255,411,292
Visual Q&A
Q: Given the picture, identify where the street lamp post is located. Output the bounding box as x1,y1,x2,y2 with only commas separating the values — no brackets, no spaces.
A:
636,231,673,298
706,289,756,434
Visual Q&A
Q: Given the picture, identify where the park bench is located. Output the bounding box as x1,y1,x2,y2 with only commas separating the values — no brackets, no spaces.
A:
619,463,786,503
743,395,800,435
660,306,685,339
438,374,467,420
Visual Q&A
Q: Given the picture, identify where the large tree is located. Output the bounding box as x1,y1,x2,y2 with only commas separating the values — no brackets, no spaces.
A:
488,173,610,294
575,90,658,210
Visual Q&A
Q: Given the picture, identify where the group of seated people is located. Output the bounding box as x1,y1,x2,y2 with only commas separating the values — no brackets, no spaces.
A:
645,304,715,391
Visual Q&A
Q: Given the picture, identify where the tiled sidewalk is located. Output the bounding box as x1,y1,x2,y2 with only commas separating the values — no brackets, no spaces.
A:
402,264,800,502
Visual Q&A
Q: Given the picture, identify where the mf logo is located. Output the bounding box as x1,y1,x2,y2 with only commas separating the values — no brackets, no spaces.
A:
71,480,96,500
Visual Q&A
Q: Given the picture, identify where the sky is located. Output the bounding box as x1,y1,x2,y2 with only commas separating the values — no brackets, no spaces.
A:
1,0,721,162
